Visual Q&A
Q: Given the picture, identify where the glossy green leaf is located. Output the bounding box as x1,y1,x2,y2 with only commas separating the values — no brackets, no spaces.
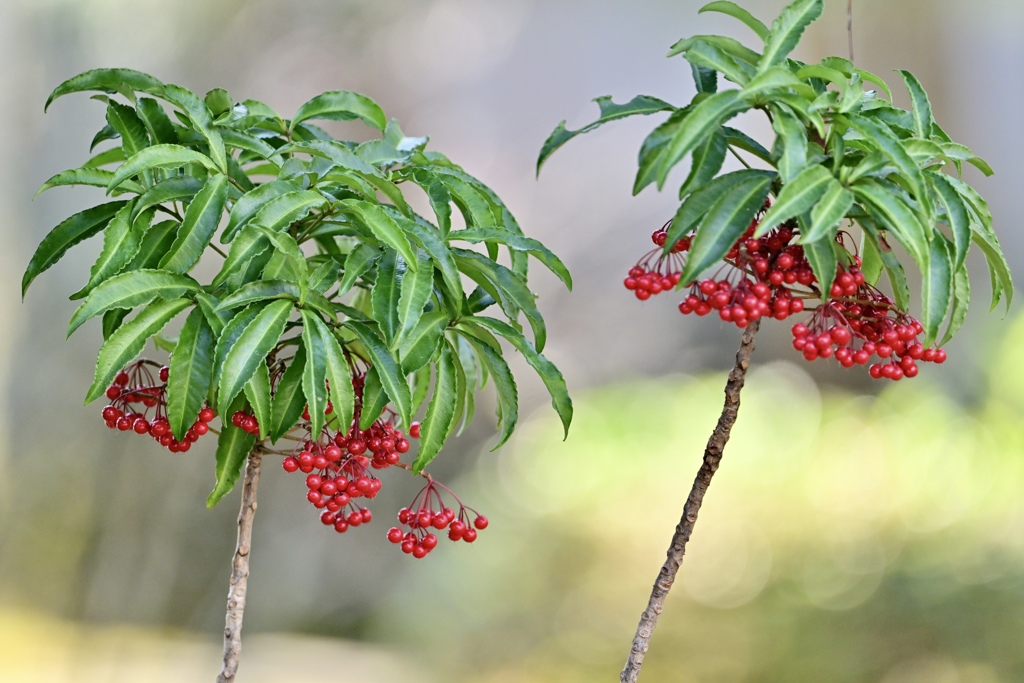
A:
723,126,773,164
407,169,453,236
634,107,689,194
845,114,928,209
657,90,748,189
195,292,232,335
221,179,303,243
300,311,329,437
680,173,774,283
308,259,339,294
337,243,381,297
758,0,823,71
802,178,854,244
270,346,307,442
698,1,769,40
971,228,1012,310
398,311,447,374
136,98,177,145
898,70,934,140
206,393,256,508
132,176,204,223
853,180,928,270
537,95,675,175
448,228,572,290
941,265,970,346
461,331,518,450
23,201,128,297
672,38,755,86
243,360,272,440
106,101,150,160
928,173,971,273
73,201,149,299
86,298,191,403
68,269,200,336
338,199,418,267
211,226,271,288
346,321,412,427
801,232,838,300
218,299,293,416
45,68,164,111
392,211,464,305
217,280,301,311
756,164,832,236
859,228,883,287
167,308,215,440
290,90,386,132
107,144,218,192
370,248,403,343
692,64,718,94
921,235,953,346
159,174,229,273
359,367,389,431
162,84,228,173
665,170,775,249
36,167,144,197
769,103,808,183
678,128,728,200
412,344,458,473
303,311,355,437
396,252,433,342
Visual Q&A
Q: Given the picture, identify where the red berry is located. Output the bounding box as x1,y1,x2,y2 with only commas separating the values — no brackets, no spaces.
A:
474,516,489,530
282,457,299,473
106,386,121,400
199,407,216,423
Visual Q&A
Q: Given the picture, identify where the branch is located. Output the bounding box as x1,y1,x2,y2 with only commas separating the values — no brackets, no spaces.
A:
620,319,760,683
217,448,263,683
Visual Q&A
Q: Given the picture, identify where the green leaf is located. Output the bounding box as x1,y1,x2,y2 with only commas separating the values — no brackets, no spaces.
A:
346,321,412,427
692,64,718,94
928,173,971,273
221,179,304,243
971,228,1012,310
290,90,386,132
861,219,911,310
769,103,808,183
461,331,518,450
844,114,928,209
213,307,265,401
73,201,148,299
217,299,293,416
132,176,205,223
723,126,773,163
698,1,769,41
453,249,547,351
462,316,572,439
206,393,256,508
537,95,675,175
801,232,838,299
756,164,833,236
308,259,339,294
304,312,355,438
678,128,728,200
105,101,150,159
672,38,755,86
412,344,458,473
211,226,271,288
370,248,403,343
758,0,823,71
300,311,329,437
393,212,465,305
407,169,453,236
136,98,177,145
859,229,883,287
217,280,301,311
128,220,179,271
68,269,200,336
23,201,128,297
633,108,689,195
167,308,215,441
398,311,447,374
656,90,749,189
941,265,970,346
195,292,231,335
270,346,307,442
243,361,272,440
86,298,191,403
359,367,389,431
338,243,381,297
45,68,164,111
397,252,433,342
853,180,928,270
741,66,816,102
162,84,227,173
448,228,572,290
35,167,143,197
802,179,854,244
680,173,774,284
158,174,229,273
107,144,218,192
665,170,775,249
921,235,953,346
338,199,418,267
898,70,934,140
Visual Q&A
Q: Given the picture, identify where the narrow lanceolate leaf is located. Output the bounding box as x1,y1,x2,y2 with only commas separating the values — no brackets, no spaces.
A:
461,331,518,450
678,128,727,199
249,190,326,235
86,298,191,404
23,201,127,297
859,228,884,287
698,1,769,41
656,90,748,189
941,266,970,346
634,108,689,195
396,252,433,342
758,0,823,71
853,181,928,270
35,167,143,197
412,345,458,473
898,70,934,140
669,39,754,86
243,361,272,440
845,114,928,209
387,209,464,304
132,176,205,223
73,201,149,299
68,269,200,336
928,173,971,272
339,199,418,267
407,170,453,236
221,179,304,243
770,103,809,183
680,173,774,284
206,393,256,508
270,346,307,442
161,84,228,173
971,229,1012,310
359,368,389,431
303,312,355,437
448,229,572,290
922,235,953,346
159,174,229,273
801,231,838,300
107,144,219,192
45,68,164,111
217,299,293,416
167,308,215,441
106,101,150,158
338,243,381,297
217,280,301,311
195,293,231,336
136,98,177,145
756,164,833,236
536,94,675,174
463,317,572,439
665,170,774,249
211,227,271,288
300,311,329,437
346,321,413,427
213,306,264,403
289,90,387,131
371,249,403,343
802,179,854,244
398,311,447,374
129,220,178,272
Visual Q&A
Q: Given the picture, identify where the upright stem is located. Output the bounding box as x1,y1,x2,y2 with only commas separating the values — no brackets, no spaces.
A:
217,449,263,683
620,320,760,683
847,0,855,62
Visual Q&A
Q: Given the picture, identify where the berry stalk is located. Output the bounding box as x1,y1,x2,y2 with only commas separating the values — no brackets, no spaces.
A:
620,319,760,683
217,448,263,683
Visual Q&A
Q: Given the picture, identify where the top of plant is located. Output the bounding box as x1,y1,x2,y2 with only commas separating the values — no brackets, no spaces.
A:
538,0,1010,372
26,68,572,511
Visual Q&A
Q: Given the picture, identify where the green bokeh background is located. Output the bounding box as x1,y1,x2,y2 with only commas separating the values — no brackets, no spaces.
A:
1,1,1023,681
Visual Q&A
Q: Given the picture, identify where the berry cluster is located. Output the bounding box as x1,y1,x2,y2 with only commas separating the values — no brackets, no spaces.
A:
100,359,216,452
626,212,949,380
388,478,488,559
231,410,261,436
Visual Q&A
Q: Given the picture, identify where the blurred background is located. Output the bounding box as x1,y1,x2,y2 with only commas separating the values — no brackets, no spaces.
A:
2,0,1023,681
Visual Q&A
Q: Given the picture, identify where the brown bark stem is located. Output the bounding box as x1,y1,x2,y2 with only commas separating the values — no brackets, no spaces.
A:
620,320,760,683
217,449,263,683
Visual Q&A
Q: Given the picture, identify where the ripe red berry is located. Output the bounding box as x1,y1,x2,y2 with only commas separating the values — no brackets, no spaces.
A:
282,457,299,473
199,407,216,423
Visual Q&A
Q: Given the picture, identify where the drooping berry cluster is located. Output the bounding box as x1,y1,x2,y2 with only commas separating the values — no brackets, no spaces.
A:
231,410,262,436
625,211,948,380
100,359,216,452
388,478,489,559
